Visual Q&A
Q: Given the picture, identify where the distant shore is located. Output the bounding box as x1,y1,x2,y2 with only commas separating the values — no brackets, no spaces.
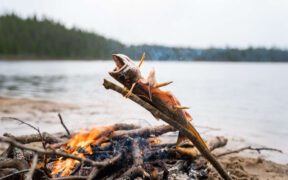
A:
0,96,287,179
1,14,288,62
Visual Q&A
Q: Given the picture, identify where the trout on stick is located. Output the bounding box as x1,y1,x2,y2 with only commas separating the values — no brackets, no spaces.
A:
109,53,208,150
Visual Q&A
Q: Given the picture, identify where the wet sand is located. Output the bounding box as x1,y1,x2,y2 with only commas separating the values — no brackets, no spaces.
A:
0,96,287,179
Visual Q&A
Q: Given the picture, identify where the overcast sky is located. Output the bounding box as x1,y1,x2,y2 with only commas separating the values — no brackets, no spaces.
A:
1,0,287,48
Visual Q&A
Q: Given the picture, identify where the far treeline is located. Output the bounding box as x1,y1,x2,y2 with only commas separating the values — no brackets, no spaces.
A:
0,14,287,61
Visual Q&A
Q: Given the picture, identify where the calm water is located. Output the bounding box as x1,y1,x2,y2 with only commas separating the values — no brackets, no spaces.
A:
0,60,288,162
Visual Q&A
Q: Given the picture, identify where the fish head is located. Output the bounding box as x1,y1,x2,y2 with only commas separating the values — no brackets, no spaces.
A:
109,54,142,87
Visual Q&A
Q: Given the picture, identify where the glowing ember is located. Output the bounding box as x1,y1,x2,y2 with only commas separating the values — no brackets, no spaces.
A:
50,126,113,177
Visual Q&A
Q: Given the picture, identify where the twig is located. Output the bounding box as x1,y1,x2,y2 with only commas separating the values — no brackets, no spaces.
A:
58,113,71,137
2,117,47,167
2,117,45,148
103,79,232,180
25,153,38,180
0,136,122,167
217,146,282,157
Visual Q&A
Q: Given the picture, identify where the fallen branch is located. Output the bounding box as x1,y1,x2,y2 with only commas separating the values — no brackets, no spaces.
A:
217,146,283,157
103,79,231,180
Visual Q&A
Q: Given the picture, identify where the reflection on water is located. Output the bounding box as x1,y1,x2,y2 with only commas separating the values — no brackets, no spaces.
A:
0,60,288,163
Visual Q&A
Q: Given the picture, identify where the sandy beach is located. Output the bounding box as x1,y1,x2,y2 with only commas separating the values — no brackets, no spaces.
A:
1,96,287,179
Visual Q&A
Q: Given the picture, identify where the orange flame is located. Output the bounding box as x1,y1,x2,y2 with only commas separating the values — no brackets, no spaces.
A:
141,138,161,154
50,126,113,177
147,138,161,147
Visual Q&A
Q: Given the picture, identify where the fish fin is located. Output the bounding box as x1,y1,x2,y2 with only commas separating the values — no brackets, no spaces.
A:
186,123,208,150
155,81,173,88
174,105,190,109
124,82,136,98
148,81,152,101
184,110,193,121
138,52,145,68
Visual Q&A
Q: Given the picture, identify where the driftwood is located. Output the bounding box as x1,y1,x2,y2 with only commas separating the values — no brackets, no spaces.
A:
103,78,232,180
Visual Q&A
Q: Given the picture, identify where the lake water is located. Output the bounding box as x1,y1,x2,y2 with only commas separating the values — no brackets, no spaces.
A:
0,60,288,163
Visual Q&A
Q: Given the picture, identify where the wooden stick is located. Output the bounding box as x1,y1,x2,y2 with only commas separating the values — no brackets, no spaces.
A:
217,146,282,157
103,79,232,180
25,153,38,180
0,136,122,167
58,113,71,137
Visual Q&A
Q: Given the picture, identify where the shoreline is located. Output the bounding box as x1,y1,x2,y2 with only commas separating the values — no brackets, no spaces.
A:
0,96,287,179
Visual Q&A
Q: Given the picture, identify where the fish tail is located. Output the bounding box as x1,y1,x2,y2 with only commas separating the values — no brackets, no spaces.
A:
177,123,208,150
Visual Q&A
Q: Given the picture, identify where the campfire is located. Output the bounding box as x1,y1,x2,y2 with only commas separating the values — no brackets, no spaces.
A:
0,119,229,180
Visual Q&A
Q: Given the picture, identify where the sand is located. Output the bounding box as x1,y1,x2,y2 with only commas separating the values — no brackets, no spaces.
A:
0,96,287,179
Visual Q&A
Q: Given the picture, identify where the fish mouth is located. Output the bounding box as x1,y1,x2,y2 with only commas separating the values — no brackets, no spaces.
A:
109,54,128,75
